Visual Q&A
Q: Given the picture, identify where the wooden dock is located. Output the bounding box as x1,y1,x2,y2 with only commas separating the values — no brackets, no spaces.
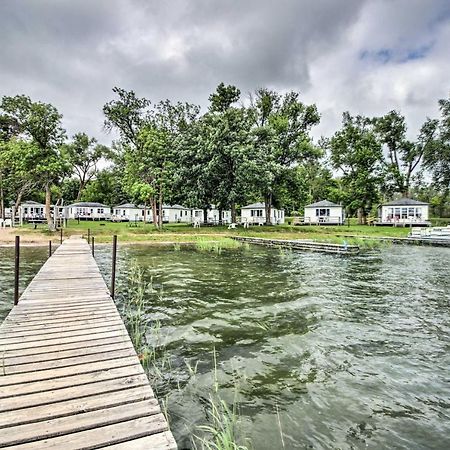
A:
0,237,176,449
233,236,360,254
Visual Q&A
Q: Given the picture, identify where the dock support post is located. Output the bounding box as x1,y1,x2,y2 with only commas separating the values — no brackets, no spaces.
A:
60,227,63,244
14,236,20,305
49,240,52,257
111,234,117,299
87,228,91,244
92,236,95,257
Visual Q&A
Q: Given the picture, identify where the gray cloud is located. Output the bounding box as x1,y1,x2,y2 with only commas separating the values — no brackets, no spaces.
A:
0,0,449,145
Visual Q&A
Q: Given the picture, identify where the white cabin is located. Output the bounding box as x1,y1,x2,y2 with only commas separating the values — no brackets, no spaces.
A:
67,202,111,221
112,203,147,222
207,206,231,224
377,198,430,226
304,200,344,225
19,201,45,220
191,206,232,224
240,202,285,225
161,205,191,223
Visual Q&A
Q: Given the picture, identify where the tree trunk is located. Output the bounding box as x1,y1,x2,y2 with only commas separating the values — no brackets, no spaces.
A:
76,184,84,201
265,193,272,225
0,175,4,220
203,208,208,224
151,197,158,227
14,187,26,214
143,202,147,224
218,208,223,225
231,203,236,223
45,183,55,230
158,189,163,229
357,207,366,225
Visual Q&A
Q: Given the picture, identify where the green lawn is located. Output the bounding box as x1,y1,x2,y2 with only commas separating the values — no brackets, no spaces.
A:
16,219,415,244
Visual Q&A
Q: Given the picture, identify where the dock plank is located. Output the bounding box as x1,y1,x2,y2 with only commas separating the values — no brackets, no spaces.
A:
0,237,176,449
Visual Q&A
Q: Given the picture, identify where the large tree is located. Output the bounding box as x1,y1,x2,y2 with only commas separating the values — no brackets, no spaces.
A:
251,89,320,223
423,96,450,213
103,88,160,225
374,110,438,197
63,132,108,201
328,112,383,224
1,95,67,229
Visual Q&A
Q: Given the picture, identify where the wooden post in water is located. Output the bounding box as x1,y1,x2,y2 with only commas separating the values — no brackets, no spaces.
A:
111,235,117,299
91,236,95,257
49,240,52,257
14,236,20,305
87,228,91,244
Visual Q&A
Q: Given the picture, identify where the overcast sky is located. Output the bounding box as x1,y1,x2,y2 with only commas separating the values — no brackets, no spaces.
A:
1,0,449,145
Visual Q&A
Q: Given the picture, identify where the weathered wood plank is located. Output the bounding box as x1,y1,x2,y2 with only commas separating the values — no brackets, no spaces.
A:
3,347,138,374
0,386,156,428
8,414,170,449
0,373,151,412
104,432,177,450
0,400,160,447
0,355,141,386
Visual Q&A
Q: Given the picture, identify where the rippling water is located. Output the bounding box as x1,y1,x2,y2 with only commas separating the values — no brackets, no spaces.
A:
1,244,449,449
0,246,48,319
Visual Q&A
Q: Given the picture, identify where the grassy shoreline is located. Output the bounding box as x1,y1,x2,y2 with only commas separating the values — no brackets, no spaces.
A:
0,219,418,246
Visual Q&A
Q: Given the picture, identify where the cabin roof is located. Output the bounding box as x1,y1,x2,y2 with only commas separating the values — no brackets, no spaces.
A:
305,200,341,208
162,204,190,210
114,203,141,209
241,202,282,210
21,201,44,206
68,202,109,208
382,198,429,206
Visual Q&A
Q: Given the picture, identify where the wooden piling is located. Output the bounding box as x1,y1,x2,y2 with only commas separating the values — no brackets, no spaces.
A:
14,236,20,305
111,234,117,299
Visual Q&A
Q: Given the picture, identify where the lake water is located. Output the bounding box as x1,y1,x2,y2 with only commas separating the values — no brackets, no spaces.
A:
1,243,449,449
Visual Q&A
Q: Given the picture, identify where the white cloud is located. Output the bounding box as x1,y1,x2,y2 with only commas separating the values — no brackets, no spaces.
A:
0,0,448,145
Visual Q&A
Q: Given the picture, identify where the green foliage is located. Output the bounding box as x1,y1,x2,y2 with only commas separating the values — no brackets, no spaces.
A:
423,95,450,210
81,168,127,206
62,132,108,200
327,113,383,223
250,88,320,221
374,110,438,197
0,94,68,228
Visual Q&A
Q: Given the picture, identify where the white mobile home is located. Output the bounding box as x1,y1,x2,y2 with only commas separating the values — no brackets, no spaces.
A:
112,203,147,222
19,201,45,221
161,205,191,223
377,198,430,226
67,202,111,221
240,203,285,225
304,200,345,225
207,206,231,224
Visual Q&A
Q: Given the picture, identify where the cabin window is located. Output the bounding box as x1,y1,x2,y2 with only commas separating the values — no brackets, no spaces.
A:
408,208,415,217
401,208,408,219
251,209,263,217
416,208,422,219
387,207,394,219
394,208,400,219
316,208,330,217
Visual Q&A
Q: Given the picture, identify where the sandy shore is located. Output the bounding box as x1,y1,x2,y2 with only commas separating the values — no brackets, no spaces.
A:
0,229,55,247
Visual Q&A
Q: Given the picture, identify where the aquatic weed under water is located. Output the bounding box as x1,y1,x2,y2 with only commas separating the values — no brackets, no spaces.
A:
193,349,249,450
195,238,244,254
